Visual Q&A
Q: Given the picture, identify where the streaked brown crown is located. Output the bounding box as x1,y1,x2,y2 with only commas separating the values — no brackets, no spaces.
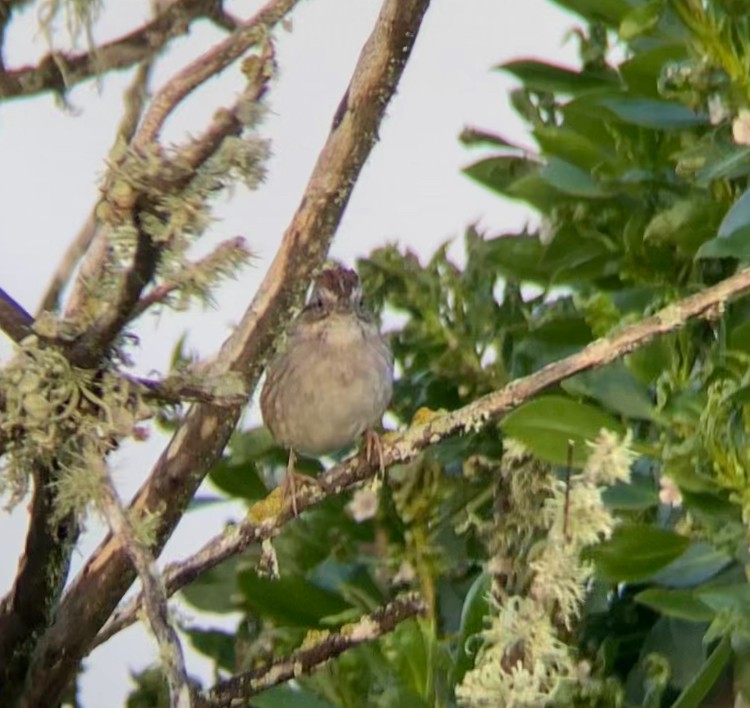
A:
305,265,363,315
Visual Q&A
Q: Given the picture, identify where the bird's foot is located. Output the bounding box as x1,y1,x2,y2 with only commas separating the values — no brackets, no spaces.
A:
362,428,386,478
282,450,320,516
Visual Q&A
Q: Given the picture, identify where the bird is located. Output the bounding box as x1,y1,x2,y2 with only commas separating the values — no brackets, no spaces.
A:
260,264,394,515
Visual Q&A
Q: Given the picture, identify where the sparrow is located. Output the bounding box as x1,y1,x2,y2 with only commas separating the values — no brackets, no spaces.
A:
260,264,393,514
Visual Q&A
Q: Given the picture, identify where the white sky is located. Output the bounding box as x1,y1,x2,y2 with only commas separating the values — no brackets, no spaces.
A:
0,0,578,704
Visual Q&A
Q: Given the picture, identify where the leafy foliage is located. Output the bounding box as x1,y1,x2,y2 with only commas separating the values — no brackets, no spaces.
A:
130,0,750,705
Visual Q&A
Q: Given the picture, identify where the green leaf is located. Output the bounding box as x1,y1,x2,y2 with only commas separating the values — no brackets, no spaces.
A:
699,187,750,259
539,158,613,198
650,542,732,588
602,475,659,510
697,145,750,184
250,686,336,708
533,125,615,171
181,557,240,614
562,361,656,420
229,426,279,462
718,187,750,239
588,524,690,582
596,97,708,129
729,322,750,355
626,338,673,386
499,59,617,94
619,44,688,97
696,229,750,260
237,570,352,627
458,572,491,636
549,0,634,25
544,233,619,283
454,573,491,683
504,170,570,212
482,234,548,283
698,584,750,614
718,189,750,238
643,198,720,254
185,628,236,672
208,459,267,500
619,0,663,40
462,155,539,197
500,395,624,466
670,636,732,708
635,588,715,622
459,127,521,149
636,618,709,691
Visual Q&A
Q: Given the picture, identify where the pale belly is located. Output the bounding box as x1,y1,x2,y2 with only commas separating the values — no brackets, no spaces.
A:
265,333,393,456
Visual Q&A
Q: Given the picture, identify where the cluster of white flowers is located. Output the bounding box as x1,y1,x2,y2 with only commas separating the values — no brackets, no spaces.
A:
457,429,635,707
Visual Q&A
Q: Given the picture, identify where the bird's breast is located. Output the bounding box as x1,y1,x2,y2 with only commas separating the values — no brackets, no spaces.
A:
264,319,392,456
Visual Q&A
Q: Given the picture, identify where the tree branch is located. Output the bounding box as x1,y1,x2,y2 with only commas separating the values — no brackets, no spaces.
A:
201,593,427,706
0,466,77,707
97,473,192,708
128,373,246,407
92,265,750,647
37,62,153,316
23,2,433,705
36,215,97,316
132,0,299,151
61,3,283,370
0,0,225,100
0,287,33,343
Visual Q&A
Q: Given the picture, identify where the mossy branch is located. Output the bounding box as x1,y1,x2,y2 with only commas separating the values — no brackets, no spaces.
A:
22,3,433,705
97,473,192,708
93,266,750,646
200,593,427,707
0,0,230,100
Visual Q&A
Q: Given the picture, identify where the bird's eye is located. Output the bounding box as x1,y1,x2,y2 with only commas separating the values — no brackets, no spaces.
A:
306,296,326,316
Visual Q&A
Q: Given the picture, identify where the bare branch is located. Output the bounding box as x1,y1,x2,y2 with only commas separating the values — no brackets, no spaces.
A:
97,473,192,708
128,373,246,407
133,0,299,150
202,593,427,706
23,2,432,703
36,214,97,316
92,265,750,646
0,0,225,100
37,62,153,315
0,287,33,343
0,467,78,707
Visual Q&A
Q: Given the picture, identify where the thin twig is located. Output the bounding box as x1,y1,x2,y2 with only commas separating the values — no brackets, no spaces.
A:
37,62,154,316
128,373,246,407
129,237,252,321
36,214,97,316
133,0,299,150
97,473,193,708
178,42,275,172
92,265,750,646
201,593,427,706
